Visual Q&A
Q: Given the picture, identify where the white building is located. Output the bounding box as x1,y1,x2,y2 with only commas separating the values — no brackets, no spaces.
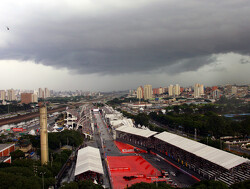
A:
65,109,79,129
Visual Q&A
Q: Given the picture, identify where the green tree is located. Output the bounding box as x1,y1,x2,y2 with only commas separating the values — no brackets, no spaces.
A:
230,180,250,189
189,180,228,189
128,182,174,189
10,150,25,160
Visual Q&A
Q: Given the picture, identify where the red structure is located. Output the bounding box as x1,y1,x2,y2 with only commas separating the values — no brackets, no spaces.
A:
115,141,147,154
212,86,218,91
0,143,15,163
107,156,161,188
153,88,159,95
21,93,33,104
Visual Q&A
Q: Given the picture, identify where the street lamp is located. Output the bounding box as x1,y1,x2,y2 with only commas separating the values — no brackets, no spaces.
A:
40,172,46,189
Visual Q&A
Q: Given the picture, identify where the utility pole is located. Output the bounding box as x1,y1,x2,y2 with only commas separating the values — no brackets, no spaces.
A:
194,128,197,141
51,153,53,167
220,138,222,150
40,172,46,189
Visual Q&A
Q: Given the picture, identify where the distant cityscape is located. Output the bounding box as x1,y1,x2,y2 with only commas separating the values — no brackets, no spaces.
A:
1,83,249,105
130,84,250,104
0,88,102,105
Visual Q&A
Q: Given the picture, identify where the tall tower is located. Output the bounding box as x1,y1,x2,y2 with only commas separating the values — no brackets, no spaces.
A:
194,83,200,98
168,85,173,96
174,84,180,96
40,106,49,165
7,89,16,101
144,85,152,100
137,86,144,100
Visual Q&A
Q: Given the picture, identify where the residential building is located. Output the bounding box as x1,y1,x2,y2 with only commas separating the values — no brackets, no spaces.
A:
21,93,33,104
231,86,237,95
7,89,16,101
21,93,38,104
168,85,173,96
213,89,221,99
200,84,204,95
137,86,144,99
38,88,44,98
32,93,38,102
153,88,159,95
159,87,163,94
144,85,152,100
0,90,6,101
44,88,50,98
173,84,180,96
194,83,204,98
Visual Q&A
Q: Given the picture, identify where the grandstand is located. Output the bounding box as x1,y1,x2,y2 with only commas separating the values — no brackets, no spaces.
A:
116,127,250,186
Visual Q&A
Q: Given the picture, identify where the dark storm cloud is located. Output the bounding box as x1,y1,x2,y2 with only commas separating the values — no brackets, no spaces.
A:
1,0,250,75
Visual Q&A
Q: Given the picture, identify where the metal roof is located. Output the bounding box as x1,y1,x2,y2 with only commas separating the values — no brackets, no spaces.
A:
116,126,158,138
74,146,104,176
154,132,249,170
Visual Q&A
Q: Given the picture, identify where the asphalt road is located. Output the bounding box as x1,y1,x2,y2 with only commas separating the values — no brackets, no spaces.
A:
93,112,199,188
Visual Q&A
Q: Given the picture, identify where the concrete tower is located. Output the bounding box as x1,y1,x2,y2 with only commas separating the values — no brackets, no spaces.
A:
40,106,49,165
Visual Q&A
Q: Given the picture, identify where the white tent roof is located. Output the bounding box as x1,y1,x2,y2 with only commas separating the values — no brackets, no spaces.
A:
116,126,157,138
110,118,134,128
75,146,104,176
28,129,36,136
154,132,249,170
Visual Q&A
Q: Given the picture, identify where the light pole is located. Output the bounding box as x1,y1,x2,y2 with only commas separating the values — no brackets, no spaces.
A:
40,172,46,189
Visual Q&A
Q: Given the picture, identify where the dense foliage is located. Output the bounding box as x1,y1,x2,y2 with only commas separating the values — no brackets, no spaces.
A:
93,103,104,107
107,97,147,106
0,158,58,189
149,110,250,138
28,130,84,150
0,148,72,189
61,180,104,189
0,103,34,115
121,111,168,133
128,180,250,189
128,182,174,189
45,96,92,104
10,150,25,160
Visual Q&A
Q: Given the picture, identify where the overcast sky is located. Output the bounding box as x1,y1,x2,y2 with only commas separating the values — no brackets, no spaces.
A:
1,0,250,91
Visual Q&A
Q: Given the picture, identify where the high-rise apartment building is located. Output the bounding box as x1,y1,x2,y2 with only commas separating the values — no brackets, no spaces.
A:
33,93,38,103
213,89,221,99
21,93,38,104
194,83,200,98
21,93,33,104
7,89,16,101
168,85,173,96
231,86,237,95
144,85,152,100
136,86,144,99
39,88,44,98
194,83,204,98
0,90,6,101
44,88,50,98
159,87,163,95
173,84,180,96
200,84,204,95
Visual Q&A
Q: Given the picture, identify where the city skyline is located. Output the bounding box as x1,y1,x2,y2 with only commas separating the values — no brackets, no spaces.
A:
1,1,250,91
